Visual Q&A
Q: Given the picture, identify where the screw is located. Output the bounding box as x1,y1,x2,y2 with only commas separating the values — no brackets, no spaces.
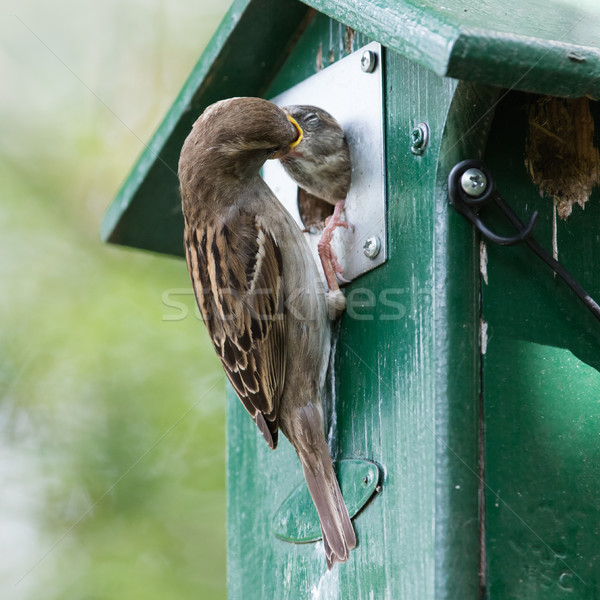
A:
360,50,377,73
410,123,429,155
460,168,488,197
363,236,381,259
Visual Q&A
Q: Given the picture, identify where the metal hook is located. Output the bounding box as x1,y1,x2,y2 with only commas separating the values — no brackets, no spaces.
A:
448,160,539,246
448,159,600,323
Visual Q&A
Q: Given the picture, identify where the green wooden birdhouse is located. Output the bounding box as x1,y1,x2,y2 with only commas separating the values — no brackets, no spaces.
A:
102,0,600,597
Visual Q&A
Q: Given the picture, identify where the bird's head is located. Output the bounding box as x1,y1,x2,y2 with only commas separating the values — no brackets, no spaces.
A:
179,97,303,188
278,105,351,204
281,106,346,160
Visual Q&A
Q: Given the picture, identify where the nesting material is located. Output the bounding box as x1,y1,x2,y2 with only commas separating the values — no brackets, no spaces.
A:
525,96,600,219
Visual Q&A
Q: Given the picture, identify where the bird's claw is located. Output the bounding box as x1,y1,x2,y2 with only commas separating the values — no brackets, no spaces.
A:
318,200,354,292
323,206,353,233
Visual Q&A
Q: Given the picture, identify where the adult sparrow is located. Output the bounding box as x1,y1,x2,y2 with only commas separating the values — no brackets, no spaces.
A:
178,97,356,568
279,105,353,293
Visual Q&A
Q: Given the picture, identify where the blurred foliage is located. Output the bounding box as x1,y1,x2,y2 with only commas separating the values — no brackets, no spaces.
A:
0,0,233,598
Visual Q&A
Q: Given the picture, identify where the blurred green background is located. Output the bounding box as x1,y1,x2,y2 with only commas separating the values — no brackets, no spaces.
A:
0,0,233,598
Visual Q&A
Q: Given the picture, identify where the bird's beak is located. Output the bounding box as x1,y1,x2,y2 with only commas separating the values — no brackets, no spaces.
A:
287,115,304,149
273,115,303,159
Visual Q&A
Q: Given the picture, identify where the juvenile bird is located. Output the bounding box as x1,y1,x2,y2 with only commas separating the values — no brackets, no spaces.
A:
279,105,351,204
178,97,356,569
279,105,353,293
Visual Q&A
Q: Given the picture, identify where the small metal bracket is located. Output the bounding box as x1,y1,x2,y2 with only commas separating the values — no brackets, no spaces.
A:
262,42,387,283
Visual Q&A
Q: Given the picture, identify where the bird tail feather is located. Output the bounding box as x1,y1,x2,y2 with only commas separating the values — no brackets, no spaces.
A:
294,406,356,569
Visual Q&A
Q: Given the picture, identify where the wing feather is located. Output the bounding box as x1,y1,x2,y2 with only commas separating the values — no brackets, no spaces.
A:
184,210,285,449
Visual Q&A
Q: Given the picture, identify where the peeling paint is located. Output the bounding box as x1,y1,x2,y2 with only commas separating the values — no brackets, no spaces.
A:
479,240,488,285
316,43,323,71
552,196,558,266
480,319,488,355
344,26,355,54
310,554,339,598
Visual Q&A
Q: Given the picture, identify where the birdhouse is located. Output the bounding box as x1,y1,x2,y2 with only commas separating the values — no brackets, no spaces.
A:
102,0,600,597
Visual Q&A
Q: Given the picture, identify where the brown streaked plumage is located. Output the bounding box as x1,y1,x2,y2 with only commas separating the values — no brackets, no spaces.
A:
178,97,356,568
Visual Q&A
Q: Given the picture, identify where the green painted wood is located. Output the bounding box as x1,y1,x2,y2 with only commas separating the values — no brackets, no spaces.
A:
481,93,600,597
266,17,371,98
101,0,600,260
434,81,502,598
101,0,312,256
301,0,600,99
226,12,496,598
98,0,600,593
272,460,380,543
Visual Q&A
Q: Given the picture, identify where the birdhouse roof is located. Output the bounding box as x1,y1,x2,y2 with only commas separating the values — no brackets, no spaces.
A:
102,0,600,255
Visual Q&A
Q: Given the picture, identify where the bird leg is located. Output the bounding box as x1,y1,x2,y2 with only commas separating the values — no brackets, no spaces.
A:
317,200,352,293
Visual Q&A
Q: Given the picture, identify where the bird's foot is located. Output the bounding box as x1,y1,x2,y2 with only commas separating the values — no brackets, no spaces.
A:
317,201,353,292
324,200,354,234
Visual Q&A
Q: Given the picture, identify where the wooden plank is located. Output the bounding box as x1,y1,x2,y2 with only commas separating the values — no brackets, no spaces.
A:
302,0,600,99
481,92,600,598
226,12,489,597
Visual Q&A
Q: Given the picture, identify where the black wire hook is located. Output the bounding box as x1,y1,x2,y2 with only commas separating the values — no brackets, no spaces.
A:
448,159,600,323
448,160,539,246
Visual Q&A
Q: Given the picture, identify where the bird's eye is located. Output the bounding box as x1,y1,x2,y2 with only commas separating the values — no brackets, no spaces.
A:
303,113,320,127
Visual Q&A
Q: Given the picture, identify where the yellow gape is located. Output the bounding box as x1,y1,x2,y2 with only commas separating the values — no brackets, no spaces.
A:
287,115,303,149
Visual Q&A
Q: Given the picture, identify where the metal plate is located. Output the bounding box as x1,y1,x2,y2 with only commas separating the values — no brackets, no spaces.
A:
263,42,386,283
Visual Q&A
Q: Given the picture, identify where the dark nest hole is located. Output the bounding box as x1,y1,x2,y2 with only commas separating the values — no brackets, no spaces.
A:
297,188,334,231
